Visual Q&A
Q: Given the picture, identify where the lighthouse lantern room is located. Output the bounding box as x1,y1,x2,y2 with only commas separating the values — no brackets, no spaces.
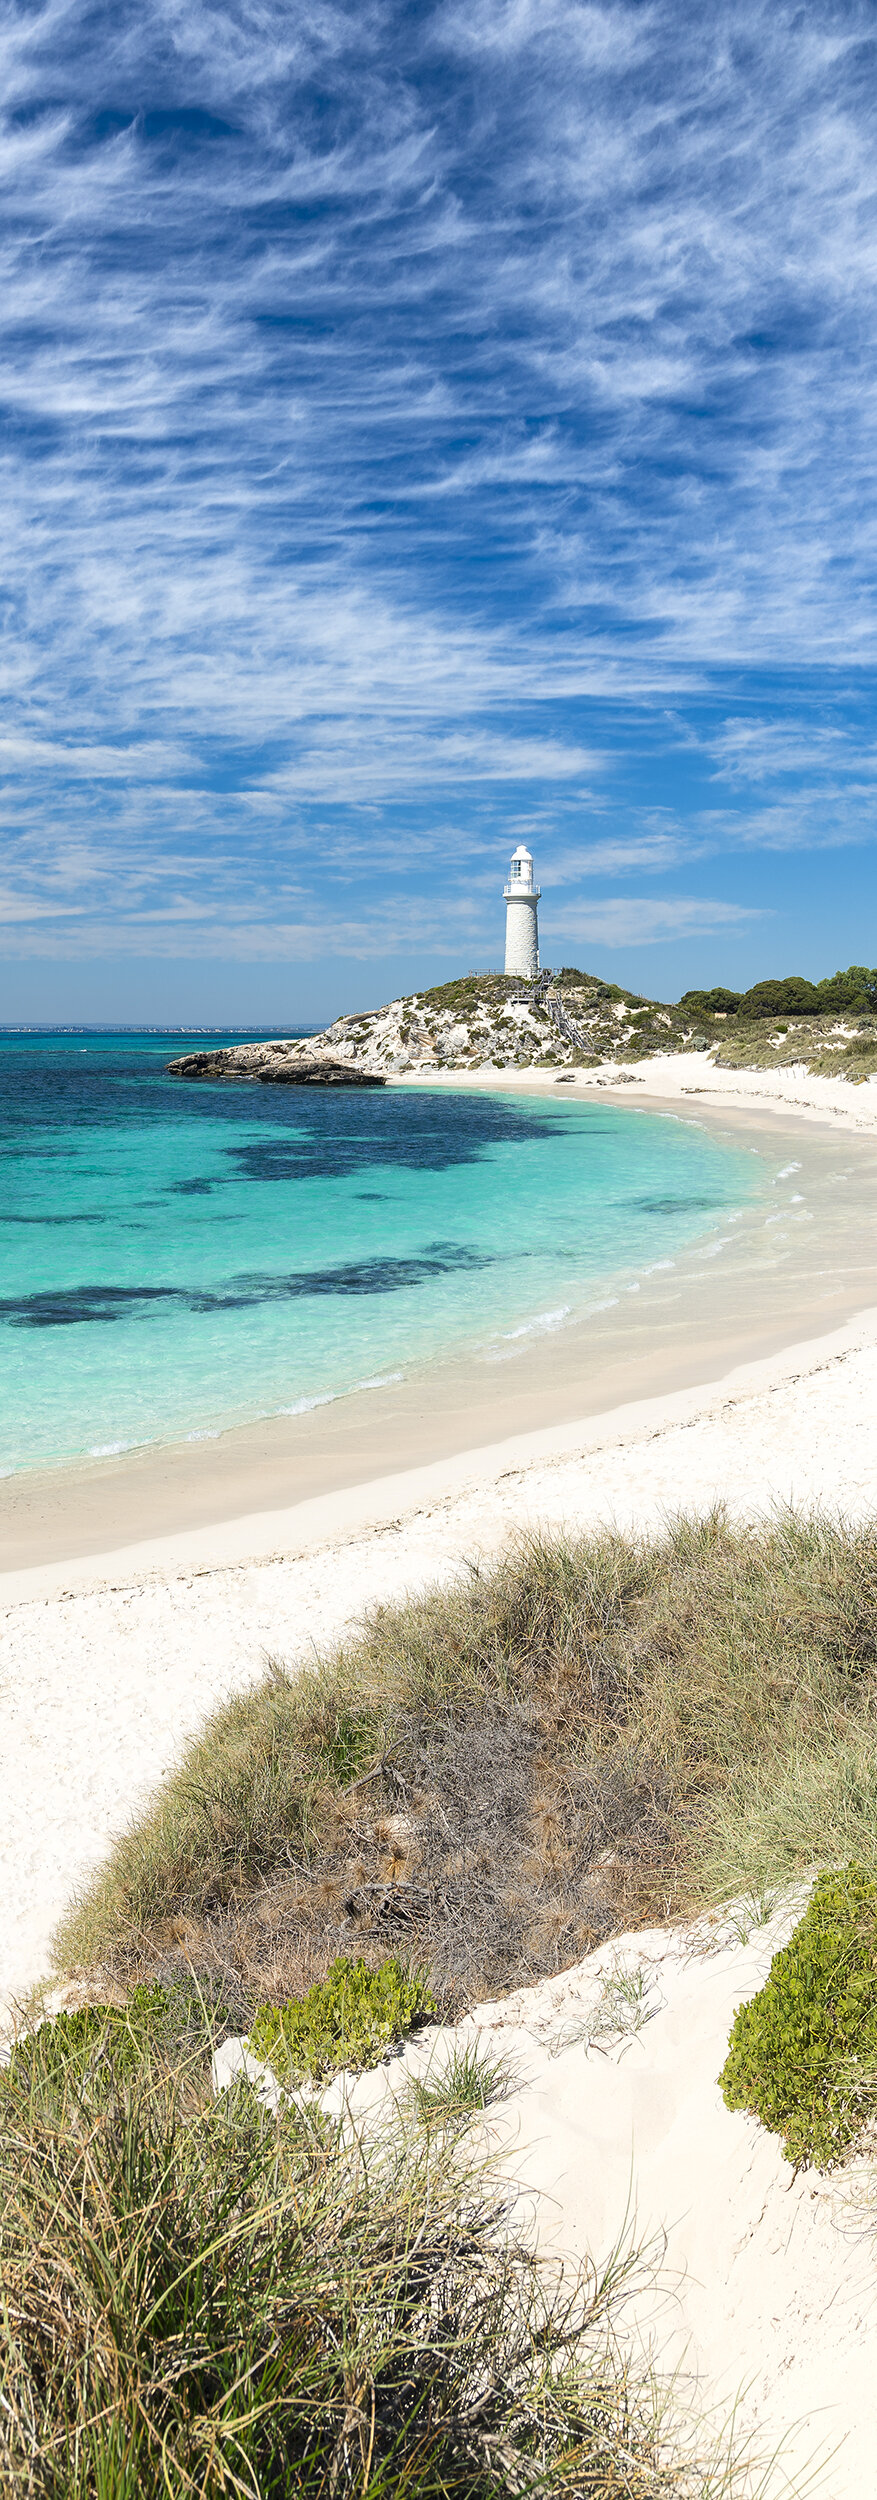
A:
503,844,541,979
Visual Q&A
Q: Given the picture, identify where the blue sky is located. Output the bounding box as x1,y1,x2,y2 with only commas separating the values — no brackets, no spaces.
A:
2,0,877,1025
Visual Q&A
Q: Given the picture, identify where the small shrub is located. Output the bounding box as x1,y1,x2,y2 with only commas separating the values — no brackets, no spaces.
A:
719,1863,877,2168
678,986,741,1015
250,1955,436,2084
9,1990,187,2090
4,1982,224,2104
6,2003,135,2094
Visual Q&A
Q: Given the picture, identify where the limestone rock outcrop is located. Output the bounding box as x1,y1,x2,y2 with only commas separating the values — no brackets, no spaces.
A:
167,1047,384,1087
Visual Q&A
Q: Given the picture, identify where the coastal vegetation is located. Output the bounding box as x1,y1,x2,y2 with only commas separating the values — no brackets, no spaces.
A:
56,1510,877,2026
249,1955,435,2085
720,1863,877,2170
2,2008,696,2499
11,1512,877,2491
681,967,877,1020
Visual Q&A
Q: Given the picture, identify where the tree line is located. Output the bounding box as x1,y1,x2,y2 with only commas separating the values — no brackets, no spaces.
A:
680,965,877,1019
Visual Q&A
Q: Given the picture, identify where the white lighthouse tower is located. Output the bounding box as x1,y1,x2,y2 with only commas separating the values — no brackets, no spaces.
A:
503,843,541,978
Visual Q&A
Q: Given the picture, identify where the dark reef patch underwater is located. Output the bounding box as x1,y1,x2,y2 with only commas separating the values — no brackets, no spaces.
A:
0,1031,757,1472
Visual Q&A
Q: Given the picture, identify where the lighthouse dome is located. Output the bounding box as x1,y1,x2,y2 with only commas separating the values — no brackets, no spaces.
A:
507,843,534,888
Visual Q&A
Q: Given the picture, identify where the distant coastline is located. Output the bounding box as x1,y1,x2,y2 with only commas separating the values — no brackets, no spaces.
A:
0,1023,315,1037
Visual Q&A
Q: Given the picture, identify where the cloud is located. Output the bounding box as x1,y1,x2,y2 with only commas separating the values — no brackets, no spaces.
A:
0,735,192,778
542,832,697,882
2,0,877,974
260,725,600,799
706,718,877,787
543,894,762,948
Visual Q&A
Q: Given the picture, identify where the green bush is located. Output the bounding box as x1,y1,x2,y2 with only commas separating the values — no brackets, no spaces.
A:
719,1864,877,2168
678,986,741,1015
738,975,820,1018
816,964,877,1014
4,1984,206,2101
250,1955,436,2085
8,1990,179,2090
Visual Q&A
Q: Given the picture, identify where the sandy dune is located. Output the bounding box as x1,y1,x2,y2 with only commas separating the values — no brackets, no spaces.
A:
217,1897,877,2500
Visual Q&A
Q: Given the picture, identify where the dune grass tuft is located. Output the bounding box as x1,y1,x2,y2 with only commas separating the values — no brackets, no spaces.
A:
0,2008,717,2498
54,1510,877,2022
409,2037,518,2130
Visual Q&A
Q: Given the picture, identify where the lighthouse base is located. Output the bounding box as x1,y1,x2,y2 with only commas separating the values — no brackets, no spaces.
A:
504,894,540,979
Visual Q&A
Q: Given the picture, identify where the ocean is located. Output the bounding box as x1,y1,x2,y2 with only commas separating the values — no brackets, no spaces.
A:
0,1031,761,1476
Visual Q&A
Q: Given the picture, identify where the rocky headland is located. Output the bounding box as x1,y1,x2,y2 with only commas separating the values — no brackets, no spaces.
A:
166,965,877,1086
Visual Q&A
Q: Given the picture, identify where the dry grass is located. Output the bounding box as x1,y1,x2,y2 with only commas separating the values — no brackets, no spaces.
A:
0,2015,724,2499
54,1511,877,2026
713,1013,877,1079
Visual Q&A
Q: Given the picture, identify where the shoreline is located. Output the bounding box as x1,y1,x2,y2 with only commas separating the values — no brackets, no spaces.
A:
6,1301,877,2022
4,1065,877,1580
393,1044,877,1129
4,1297,877,1608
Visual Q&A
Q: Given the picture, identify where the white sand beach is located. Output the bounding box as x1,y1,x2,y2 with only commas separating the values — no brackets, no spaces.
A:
5,1061,877,2493
396,1047,877,1135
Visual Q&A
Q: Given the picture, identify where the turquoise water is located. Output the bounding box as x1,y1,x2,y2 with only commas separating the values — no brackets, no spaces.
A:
0,1033,761,1474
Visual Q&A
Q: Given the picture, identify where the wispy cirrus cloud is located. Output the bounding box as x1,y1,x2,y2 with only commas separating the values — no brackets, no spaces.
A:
543,894,763,949
706,718,877,787
2,0,877,994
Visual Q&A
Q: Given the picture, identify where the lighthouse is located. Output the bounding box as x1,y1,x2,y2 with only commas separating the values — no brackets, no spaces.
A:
503,843,541,978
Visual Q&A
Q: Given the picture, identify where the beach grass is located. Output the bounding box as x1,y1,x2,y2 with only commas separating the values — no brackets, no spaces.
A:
712,1013,877,1080
54,1509,877,2022
407,2036,518,2129
0,2008,718,2499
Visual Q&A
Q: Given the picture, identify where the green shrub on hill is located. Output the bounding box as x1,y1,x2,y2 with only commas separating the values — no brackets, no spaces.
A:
677,964,877,1026
815,965,877,1014
250,1955,436,2085
719,1863,877,2168
5,1981,231,2108
738,975,819,1018
678,987,741,1015
732,965,877,1021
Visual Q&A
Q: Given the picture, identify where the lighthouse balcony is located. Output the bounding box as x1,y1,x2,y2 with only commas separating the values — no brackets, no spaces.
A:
503,881,541,901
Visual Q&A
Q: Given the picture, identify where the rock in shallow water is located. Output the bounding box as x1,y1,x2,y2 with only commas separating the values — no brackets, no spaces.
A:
167,1048,385,1087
